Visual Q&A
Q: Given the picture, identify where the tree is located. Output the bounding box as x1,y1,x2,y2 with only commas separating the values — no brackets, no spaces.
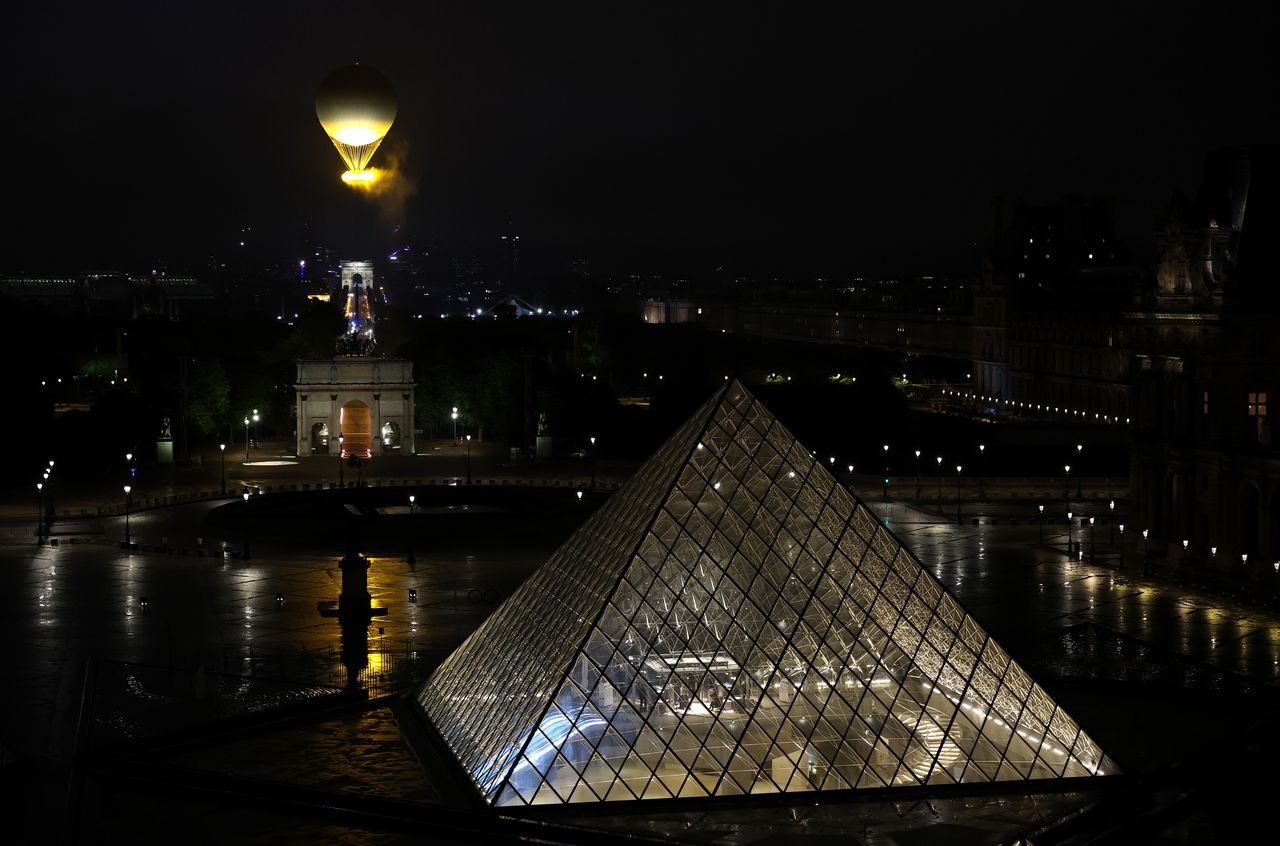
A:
186,360,231,440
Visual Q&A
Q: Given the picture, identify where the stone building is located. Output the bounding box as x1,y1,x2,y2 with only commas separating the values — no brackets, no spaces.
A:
1129,146,1280,589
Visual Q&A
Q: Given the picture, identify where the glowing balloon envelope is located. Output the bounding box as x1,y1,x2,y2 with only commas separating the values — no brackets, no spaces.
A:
315,64,397,179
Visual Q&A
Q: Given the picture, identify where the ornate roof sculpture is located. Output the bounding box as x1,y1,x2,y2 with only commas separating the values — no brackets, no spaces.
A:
416,380,1115,806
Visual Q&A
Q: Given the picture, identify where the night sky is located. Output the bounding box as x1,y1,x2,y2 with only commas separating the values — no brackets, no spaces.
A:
5,2,1277,275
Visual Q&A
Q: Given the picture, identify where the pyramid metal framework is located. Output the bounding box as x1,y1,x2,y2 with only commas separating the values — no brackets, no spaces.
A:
416,381,1116,806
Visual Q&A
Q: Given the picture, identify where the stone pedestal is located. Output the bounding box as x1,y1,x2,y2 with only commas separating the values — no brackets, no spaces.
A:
536,435,553,461
156,439,174,464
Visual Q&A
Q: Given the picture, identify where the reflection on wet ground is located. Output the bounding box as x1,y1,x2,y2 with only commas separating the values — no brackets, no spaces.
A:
152,705,439,805
89,659,343,749
3,497,1279,843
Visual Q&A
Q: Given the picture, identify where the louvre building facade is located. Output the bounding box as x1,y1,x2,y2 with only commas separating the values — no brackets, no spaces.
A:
416,381,1114,806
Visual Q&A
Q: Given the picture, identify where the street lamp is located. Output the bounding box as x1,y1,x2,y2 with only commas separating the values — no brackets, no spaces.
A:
219,443,226,495
338,434,345,488
914,449,921,502
1075,444,1083,497
590,435,597,488
123,485,132,547
955,465,963,524
244,415,251,463
1067,511,1073,558
242,491,251,559
1038,504,1045,545
1119,524,1125,571
1209,545,1216,591
882,444,889,500
465,434,472,485
1182,539,1189,580
1142,529,1149,576
1063,464,1071,515
1089,516,1095,562
978,444,985,500
252,409,260,448
451,407,458,444
407,494,416,564
36,482,44,543
936,455,943,505
1109,500,1115,545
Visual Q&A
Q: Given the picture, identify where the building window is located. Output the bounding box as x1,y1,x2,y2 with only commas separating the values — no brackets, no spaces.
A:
1247,391,1267,441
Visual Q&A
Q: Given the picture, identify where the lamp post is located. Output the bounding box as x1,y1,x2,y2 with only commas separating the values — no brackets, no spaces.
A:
882,444,889,500
1075,444,1083,497
1142,529,1149,577
451,407,458,445
1109,500,1115,545
252,409,260,448
914,449,921,503
219,443,226,495
244,415,251,463
1089,516,1095,562
42,460,54,539
1063,464,1071,517
465,434,472,485
936,456,943,505
407,494,416,564
242,491,251,559
123,485,132,547
36,482,44,543
590,435,597,488
338,434,345,488
955,465,963,524
1182,539,1189,581
978,444,985,500
1119,524,1125,571
1038,504,1045,545
1209,545,1216,591
1067,511,1073,558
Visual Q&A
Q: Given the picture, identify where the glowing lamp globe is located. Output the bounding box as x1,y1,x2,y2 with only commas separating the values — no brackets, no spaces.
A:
315,64,397,181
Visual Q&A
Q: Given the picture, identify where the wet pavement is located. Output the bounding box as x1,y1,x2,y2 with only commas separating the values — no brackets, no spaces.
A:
2,489,1279,843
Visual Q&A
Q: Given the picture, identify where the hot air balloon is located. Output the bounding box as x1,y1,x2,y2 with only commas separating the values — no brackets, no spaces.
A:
315,64,397,184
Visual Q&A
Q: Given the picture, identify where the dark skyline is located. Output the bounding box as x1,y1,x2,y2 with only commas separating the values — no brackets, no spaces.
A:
5,1,1277,274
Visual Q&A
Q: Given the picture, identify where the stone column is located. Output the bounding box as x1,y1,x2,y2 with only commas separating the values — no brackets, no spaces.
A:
403,391,415,454
330,393,340,455
297,392,309,455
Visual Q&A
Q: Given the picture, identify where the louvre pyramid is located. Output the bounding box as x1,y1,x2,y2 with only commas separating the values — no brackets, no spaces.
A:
416,380,1116,806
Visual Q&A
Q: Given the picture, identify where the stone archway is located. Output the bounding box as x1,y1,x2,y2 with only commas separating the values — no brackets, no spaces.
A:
381,420,402,451
341,401,372,458
310,422,329,454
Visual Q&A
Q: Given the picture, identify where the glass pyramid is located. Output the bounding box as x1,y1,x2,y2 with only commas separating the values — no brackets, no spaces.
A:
416,380,1116,806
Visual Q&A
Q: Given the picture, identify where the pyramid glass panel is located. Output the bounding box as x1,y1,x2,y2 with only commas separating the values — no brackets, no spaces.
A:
416,380,1115,805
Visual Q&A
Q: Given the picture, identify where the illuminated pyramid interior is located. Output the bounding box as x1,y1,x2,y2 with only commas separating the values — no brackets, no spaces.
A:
415,380,1116,806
